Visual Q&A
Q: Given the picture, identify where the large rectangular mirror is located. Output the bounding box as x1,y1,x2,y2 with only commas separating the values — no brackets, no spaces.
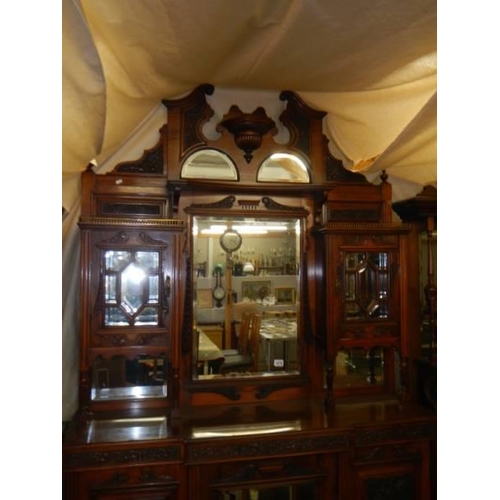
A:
192,215,302,380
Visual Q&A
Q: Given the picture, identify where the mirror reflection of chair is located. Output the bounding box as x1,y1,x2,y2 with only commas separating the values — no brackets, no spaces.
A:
220,312,261,374
229,301,262,349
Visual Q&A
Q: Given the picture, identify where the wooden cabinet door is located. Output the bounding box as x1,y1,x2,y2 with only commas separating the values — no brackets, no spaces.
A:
354,463,421,500
64,467,181,500
343,441,431,500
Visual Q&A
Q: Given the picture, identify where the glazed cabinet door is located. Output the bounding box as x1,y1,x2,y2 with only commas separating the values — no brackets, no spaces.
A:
79,224,184,411
321,226,411,402
86,229,177,335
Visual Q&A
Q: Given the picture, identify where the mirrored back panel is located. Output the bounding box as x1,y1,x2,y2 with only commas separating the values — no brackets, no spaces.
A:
192,215,302,380
91,354,168,401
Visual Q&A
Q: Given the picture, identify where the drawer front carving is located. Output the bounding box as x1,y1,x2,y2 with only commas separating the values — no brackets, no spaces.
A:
65,445,182,469
352,442,422,465
354,422,436,446
187,433,349,462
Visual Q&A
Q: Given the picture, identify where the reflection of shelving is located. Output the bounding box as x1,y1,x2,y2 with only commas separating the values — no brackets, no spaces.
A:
255,264,297,276
257,265,285,275
195,275,299,304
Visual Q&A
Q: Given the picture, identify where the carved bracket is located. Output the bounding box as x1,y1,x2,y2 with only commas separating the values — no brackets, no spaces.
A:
217,106,277,163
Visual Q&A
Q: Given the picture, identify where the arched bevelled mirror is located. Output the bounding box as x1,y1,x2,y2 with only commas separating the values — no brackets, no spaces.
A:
181,149,311,184
191,213,303,381
181,149,238,180
258,153,310,183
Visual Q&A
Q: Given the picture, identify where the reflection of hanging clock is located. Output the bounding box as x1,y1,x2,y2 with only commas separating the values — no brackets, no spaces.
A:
212,266,226,307
213,285,226,307
220,229,242,253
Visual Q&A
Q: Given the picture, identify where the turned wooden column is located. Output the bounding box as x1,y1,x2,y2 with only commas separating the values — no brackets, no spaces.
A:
424,215,437,365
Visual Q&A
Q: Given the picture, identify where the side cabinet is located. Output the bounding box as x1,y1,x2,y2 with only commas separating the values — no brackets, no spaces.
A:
317,222,413,405
337,420,434,500
63,441,186,500
77,167,185,414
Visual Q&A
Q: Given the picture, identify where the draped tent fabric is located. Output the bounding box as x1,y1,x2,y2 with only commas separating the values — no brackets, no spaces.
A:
62,0,106,213
62,0,437,213
61,0,437,420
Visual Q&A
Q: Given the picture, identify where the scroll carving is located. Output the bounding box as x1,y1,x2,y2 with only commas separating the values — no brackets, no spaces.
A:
261,196,304,212
189,196,236,210
94,332,167,347
325,153,368,183
115,141,164,174
97,231,167,248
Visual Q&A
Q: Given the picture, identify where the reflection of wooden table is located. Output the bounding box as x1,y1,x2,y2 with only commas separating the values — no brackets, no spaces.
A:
259,319,297,371
198,329,224,375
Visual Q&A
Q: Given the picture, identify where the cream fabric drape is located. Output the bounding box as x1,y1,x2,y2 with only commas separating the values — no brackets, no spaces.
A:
63,0,437,212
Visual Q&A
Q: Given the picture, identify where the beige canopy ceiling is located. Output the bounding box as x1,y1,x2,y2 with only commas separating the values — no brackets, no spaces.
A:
62,0,437,213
